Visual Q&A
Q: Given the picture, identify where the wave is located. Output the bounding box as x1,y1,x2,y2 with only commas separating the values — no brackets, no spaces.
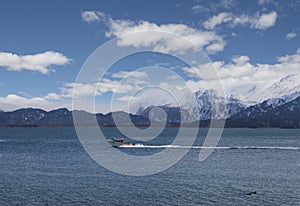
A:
119,144,300,150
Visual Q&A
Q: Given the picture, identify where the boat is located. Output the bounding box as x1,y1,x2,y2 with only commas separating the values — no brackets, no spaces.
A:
109,138,135,147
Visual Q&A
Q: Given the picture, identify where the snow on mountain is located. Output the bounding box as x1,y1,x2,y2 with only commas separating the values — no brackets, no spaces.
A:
129,88,201,122
131,88,246,121
129,88,180,114
194,90,246,120
266,91,300,108
127,73,300,122
130,87,202,112
246,73,300,103
228,95,300,128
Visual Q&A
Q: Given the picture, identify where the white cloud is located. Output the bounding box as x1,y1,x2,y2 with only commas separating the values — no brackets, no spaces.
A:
45,76,145,100
286,32,297,40
0,51,71,74
203,11,277,30
182,48,300,102
44,82,99,100
6,80,137,112
203,12,233,30
110,20,226,54
205,41,226,54
58,82,99,98
0,94,53,111
84,11,226,54
44,93,60,100
81,11,106,23
232,55,250,66
254,11,277,29
277,48,300,63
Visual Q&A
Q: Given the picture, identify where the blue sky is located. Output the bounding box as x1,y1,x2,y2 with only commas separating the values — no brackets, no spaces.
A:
0,0,300,113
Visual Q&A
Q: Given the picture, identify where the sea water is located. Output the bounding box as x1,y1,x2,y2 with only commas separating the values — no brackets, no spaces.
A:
0,128,299,205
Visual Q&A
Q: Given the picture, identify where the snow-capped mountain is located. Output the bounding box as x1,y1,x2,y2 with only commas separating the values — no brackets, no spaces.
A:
1,73,300,127
246,74,300,103
227,95,300,128
1,93,300,127
265,91,300,108
132,89,246,121
130,72,300,122
194,90,246,120
129,87,201,122
129,87,195,113
230,91,300,119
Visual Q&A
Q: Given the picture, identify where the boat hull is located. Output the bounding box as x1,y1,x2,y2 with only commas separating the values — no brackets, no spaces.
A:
109,138,135,147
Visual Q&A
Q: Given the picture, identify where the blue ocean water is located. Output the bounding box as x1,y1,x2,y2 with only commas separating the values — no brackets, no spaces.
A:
0,128,299,205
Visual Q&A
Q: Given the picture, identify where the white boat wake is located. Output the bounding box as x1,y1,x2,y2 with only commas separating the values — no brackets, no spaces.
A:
119,144,300,150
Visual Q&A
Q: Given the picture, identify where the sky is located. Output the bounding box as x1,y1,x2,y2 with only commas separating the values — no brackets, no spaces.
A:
0,0,300,113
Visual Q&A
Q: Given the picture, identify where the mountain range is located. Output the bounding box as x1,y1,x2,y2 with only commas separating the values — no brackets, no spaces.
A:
0,108,151,127
1,90,300,128
226,94,300,128
1,72,300,128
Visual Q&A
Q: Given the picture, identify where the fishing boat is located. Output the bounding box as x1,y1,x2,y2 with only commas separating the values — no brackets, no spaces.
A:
109,138,135,147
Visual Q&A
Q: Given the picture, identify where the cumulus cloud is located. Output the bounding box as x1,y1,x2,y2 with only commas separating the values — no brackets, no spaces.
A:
44,93,61,100
0,51,71,74
44,82,99,100
0,78,140,112
203,11,277,30
109,20,225,54
82,11,226,54
203,12,233,30
182,48,300,102
232,55,250,66
45,75,146,101
277,48,300,63
254,11,277,29
0,94,53,111
286,32,297,40
55,82,101,98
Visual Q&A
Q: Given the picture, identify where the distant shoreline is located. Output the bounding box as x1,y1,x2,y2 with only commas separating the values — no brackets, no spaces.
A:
0,125,299,129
